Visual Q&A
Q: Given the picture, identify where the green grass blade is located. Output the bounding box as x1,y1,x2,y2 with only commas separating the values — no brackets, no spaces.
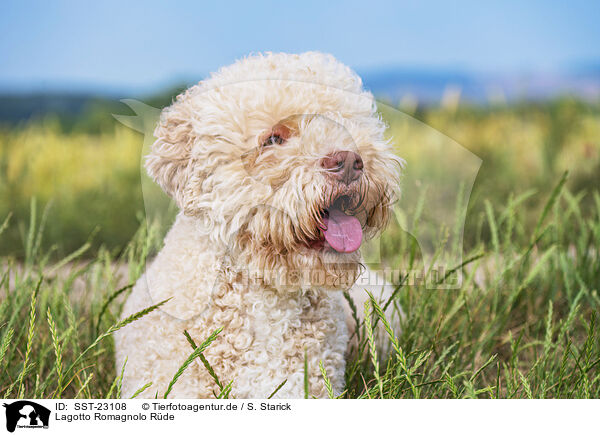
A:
130,382,153,399
531,171,568,243
363,300,383,398
47,308,64,397
95,283,134,336
183,329,223,392
267,379,288,399
303,349,309,399
319,361,335,399
163,327,222,398
61,297,171,397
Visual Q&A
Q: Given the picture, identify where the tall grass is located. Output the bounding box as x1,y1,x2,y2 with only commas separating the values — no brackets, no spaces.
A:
0,174,598,398
343,176,600,398
0,213,164,398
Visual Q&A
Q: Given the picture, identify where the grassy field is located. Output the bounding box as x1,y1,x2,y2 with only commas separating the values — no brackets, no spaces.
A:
0,97,599,398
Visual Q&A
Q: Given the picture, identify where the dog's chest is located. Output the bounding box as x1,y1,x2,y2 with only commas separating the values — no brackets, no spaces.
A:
199,282,345,374
182,274,349,397
237,286,342,349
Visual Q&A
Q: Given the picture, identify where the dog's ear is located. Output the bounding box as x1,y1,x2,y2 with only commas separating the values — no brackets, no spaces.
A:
145,95,195,207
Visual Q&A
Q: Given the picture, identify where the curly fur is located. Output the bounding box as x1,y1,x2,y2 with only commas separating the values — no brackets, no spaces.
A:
114,52,402,398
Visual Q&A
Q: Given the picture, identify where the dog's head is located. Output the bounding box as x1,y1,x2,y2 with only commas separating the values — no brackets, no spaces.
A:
146,52,402,290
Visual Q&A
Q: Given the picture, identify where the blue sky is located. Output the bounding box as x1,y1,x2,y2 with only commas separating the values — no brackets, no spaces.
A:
1,0,599,93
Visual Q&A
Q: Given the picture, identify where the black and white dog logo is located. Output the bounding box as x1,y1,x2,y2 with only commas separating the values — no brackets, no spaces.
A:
2,401,50,432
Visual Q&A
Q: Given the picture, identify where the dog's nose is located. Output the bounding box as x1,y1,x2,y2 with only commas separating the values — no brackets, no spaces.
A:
321,151,363,185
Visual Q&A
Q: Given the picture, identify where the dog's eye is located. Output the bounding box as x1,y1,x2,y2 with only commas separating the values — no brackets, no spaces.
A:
262,134,285,147
260,124,291,148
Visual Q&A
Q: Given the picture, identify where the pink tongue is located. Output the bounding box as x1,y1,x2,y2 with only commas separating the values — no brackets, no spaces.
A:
322,209,363,253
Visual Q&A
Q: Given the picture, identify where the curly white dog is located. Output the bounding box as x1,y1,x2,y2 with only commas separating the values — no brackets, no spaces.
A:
114,52,402,399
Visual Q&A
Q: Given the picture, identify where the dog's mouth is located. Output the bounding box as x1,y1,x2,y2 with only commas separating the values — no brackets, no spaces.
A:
309,194,363,254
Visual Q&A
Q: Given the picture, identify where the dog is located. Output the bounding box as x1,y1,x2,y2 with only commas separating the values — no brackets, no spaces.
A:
114,52,402,398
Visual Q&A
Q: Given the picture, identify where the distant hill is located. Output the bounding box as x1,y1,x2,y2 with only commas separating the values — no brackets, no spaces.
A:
0,93,108,124
0,86,186,130
359,66,600,104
